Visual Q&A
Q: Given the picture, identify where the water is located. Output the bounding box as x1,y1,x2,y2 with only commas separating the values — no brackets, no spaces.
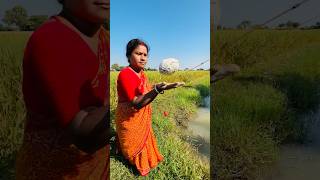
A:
188,108,210,142
187,96,210,158
265,107,320,180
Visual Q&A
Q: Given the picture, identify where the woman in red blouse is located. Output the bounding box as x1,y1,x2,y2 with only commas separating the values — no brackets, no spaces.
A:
115,39,184,176
16,0,110,179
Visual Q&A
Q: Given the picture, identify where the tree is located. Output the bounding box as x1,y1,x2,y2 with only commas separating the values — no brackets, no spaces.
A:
277,21,300,29
145,67,157,71
313,22,320,29
285,21,300,28
119,66,126,71
278,23,286,28
2,5,28,30
111,63,120,71
23,15,48,31
237,20,251,29
252,24,268,29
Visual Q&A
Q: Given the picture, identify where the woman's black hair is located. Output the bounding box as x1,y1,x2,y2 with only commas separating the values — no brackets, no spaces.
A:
126,39,149,63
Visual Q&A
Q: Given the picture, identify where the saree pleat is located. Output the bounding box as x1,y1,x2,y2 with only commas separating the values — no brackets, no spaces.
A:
115,102,163,176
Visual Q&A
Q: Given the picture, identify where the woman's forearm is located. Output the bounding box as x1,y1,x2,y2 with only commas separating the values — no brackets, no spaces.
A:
76,111,111,153
132,88,159,109
68,106,111,154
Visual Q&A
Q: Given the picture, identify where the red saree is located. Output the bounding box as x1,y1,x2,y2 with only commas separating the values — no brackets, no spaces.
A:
115,67,163,176
16,16,109,179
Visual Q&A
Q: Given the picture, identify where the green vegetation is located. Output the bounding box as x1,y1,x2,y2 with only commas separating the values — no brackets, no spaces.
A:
110,71,210,179
2,6,48,31
0,32,210,179
0,32,29,179
212,30,320,179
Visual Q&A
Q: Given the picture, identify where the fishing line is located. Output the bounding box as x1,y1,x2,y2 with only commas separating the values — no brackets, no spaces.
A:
299,14,320,27
190,59,210,70
181,0,312,84
214,0,313,65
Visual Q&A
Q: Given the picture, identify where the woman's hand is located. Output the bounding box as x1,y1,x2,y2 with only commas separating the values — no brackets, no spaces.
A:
156,82,185,91
69,106,110,154
132,82,185,110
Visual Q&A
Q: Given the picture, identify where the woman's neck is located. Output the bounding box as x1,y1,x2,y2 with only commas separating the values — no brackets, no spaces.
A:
59,9,100,38
129,65,143,74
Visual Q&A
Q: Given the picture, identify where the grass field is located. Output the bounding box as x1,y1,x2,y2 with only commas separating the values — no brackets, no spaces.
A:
211,30,320,179
3,29,319,179
0,32,30,179
0,32,210,179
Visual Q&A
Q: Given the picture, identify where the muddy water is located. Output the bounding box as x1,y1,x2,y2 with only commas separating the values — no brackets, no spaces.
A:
188,108,210,141
266,107,320,180
188,96,210,158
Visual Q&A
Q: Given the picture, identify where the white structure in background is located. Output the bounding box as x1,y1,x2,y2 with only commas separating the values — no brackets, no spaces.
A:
159,58,180,74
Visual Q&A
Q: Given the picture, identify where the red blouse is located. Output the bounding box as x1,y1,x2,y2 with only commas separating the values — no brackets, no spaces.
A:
117,67,148,103
17,16,109,180
23,16,109,128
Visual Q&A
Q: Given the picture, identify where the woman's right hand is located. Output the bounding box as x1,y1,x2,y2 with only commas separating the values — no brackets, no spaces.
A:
156,82,185,91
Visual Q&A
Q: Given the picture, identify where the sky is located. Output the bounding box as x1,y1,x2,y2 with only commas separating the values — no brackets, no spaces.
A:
110,0,210,69
214,0,320,28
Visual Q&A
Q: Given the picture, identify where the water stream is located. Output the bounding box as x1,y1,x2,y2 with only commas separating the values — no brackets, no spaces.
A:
187,96,210,159
265,106,320,180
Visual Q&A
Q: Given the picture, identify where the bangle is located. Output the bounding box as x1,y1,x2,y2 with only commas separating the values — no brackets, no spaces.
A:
154,85,164,94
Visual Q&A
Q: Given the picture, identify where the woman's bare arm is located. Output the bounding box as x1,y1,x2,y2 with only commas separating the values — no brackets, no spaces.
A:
132,82,185,110
68,106,111,154
131,87,161,110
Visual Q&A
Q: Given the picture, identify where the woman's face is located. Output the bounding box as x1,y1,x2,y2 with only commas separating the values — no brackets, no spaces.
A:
129,45,148,70
64,0,109,24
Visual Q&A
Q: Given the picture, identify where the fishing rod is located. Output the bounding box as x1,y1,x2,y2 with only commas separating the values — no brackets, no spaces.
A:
261,0,312,27
211,0,313,84
164,59,210,89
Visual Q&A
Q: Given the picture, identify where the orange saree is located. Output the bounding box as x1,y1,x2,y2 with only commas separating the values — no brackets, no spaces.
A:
115,67,163,176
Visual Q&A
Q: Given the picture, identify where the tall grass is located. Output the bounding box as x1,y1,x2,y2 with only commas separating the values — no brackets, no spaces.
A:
110,71,210,179
214,30,320,67
212,30,320,179
0,32,30,179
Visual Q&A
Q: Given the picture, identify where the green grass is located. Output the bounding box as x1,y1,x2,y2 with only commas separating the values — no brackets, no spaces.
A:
110,71,210,179
213,30,320,67
0,32,210,179
0,32,30,179
212,30,320,179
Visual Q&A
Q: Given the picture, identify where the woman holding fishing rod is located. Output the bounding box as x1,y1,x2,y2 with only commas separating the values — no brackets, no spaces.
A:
16,0,110,179
115,39,184,176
